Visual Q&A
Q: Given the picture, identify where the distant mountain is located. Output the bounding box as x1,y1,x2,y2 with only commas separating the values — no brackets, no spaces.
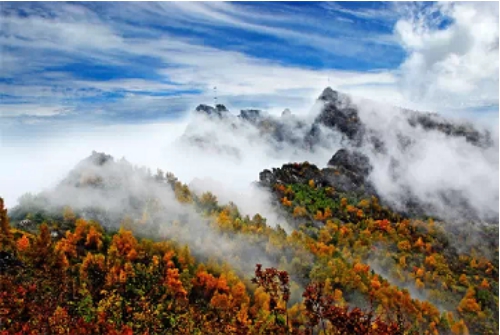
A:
5,89,498,334
185,87,497,224
15,87,494,226
191,87,493,150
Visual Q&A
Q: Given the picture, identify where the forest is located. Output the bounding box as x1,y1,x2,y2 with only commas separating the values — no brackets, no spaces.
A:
1,161,498,335
2,1,499,334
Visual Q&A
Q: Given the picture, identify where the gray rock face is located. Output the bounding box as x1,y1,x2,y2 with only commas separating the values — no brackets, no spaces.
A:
317,87,341,102
238,109,262,123
216,104,228,113
281,108,292,117
314,87,364,142
312,87,491,149
192,87,492,157
88,151,114,166
195,104,216,114
195,104,229,118
322,149,375,195
259,151,376,198
327,149,372,177
405,111,492,147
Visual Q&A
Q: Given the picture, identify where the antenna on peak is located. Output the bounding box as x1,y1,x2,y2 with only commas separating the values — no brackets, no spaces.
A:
213,86,218,106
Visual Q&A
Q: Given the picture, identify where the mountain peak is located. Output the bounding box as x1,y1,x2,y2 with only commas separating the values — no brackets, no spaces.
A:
195,104,229,118
238,109,262,123
281,108,292,117
216,104,228,112
318,87,340,102
87,151,114,166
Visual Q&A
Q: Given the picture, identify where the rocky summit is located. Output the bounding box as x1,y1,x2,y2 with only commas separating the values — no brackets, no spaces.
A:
4,87,498,335
194,87,492,150
190,87,496,224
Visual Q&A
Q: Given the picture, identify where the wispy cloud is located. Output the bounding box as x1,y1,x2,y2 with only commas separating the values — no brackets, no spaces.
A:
322,2,399,23
395,1,499,111
0,1,497,126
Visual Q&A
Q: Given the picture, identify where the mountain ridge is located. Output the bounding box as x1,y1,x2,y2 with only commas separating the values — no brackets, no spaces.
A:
3,86,499,333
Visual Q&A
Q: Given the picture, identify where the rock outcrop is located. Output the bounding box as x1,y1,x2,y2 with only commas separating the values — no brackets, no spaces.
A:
195,104,230,118
314,87,363,142
405,111,492,147
192,87,492,155
326,149,372,177
259,148,377,199
238,109,262,123
189,87,496,223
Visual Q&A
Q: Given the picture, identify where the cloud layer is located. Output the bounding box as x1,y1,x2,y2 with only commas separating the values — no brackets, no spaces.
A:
396,2,499,111
1,2,498,221
1,2,497,126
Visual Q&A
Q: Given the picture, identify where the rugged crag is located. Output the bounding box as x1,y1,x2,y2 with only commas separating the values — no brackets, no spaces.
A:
195,104,229,118
314,87,364,143
259,148,375,199
405,110,493,148
192,87,496,223
192,87,492,151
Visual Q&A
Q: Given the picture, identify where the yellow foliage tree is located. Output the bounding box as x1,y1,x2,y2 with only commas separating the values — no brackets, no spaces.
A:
308,179,315,188
458,288,481,314
281,197,292,207
16,234,30,252
397,240,411,252
292,206,307,218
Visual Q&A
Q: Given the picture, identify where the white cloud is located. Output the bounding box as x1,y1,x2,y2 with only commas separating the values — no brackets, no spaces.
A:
322,2,399,23
395,2,499,111
0,1,497,124
0,104,74,117
351,97,499,222
1,15,122,56
1,11,401,119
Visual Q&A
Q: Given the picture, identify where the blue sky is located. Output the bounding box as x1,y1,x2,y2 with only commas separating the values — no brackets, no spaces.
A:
0,1,498,131
0,1,498,210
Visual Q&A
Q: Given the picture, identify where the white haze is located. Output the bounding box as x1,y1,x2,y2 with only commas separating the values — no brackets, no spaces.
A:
4,110,339,273
17,151,281,274
2,93,498,224
350,97,499,222
0,103,333,220
176,108,339,230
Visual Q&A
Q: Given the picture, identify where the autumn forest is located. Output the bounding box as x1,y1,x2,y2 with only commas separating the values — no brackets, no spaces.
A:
1,156,498,335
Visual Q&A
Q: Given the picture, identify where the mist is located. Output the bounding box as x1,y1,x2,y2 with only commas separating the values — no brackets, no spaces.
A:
2,88,498,335
3,89,498,229
6,144,290,276
350,97,499,223
0,103,333,275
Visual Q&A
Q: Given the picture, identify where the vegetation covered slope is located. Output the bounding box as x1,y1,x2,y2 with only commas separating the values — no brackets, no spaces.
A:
1,156,498,334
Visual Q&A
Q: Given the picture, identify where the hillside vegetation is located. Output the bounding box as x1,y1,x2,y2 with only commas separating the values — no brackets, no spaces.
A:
2,88,498,334
1,158,498,334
